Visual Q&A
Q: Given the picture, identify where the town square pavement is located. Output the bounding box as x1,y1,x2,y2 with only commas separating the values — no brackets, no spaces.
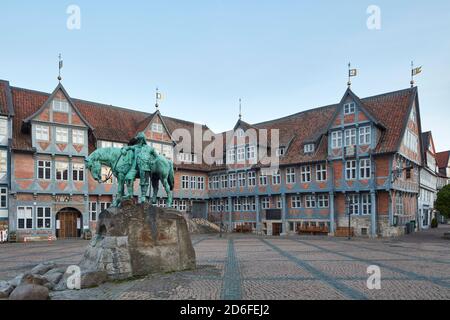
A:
1,225,449,300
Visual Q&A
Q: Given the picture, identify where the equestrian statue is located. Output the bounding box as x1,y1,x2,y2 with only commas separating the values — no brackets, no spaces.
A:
85,132,175,207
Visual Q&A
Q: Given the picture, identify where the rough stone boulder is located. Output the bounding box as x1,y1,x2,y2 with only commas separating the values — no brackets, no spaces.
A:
79,202,196,281
0,281,15,299
9,284,49,300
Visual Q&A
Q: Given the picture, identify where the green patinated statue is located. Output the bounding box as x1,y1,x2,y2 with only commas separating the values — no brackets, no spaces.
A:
86,132,175,207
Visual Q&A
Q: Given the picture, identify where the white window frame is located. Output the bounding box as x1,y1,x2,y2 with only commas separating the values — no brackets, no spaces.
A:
331,131,343,149
37,160,52,180
276,147,285,157
291,196,302,208
259,174,268,186
151,123,163,133
0,187,7,209
36,125,49,141
0,118,8,138
55,127,69,143
361,194,372,215
89,202,97,222
316,164,327,182
72,163,85,181
190,176,197,189
229,173,236,188
247,145,256,161
55,162,69,181
238,172,246,187
100,202,111,212
248,171,256,186
181,176,189,189
36,207,52,229
261,197,270,209
17,206,33,230
304,144,315,153
359,126,371,145
0,150,7,177
301,166,311,183
286,168,296,184
227,148,236,163
197,176,205,190
345,128,357,147
346,160,357,181
305,195,316,208
72,129,85,145
318,194,329,208
344,102,356,115
359,159,371,179
237,146,246,162
272,170,281,185
52,99,69,112
221,175,228,189
348,194,359,215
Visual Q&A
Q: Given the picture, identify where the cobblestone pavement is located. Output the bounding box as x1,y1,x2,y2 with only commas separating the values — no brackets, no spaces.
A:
1,225,450,300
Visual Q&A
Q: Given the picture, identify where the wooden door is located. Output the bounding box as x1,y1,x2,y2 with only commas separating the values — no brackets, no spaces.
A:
58,211,79,239
272,223,282,236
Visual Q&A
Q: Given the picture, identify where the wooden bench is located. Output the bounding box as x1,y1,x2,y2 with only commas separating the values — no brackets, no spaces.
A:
234,225,253,233
335,227,354,237
298,226,329,236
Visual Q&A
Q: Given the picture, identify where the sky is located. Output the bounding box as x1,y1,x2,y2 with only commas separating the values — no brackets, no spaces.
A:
1,0,450,150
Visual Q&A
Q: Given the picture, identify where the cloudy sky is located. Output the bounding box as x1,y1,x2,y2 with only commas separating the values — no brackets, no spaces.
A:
1,0,450,150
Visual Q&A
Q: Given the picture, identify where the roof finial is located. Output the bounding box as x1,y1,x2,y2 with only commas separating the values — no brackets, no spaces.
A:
410,61,422,88
239,98,242,120
155,87,161,110
58,54,63,82
347,62,357,88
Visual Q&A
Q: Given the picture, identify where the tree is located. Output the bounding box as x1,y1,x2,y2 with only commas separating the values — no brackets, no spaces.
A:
436,185,450,219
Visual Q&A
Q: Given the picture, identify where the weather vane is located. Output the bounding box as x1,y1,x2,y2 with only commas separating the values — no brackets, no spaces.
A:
58,54,63,82
239,98,242,120
410,61,422,88
347,62,358,88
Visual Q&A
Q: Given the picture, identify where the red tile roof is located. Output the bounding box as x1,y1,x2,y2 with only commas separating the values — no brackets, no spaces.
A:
5,82,417,171
436,151,450,169
0,80,12,116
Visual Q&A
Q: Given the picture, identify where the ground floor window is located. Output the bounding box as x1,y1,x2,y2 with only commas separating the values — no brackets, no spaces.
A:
361,194,372,215
0,188,7,208
17,206,33,229
37,207,52,229
348,194,359,215
89,202,97,221
100,202,111,212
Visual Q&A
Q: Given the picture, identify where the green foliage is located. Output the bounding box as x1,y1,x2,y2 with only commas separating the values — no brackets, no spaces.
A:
436,185,450,219
431,218,438,229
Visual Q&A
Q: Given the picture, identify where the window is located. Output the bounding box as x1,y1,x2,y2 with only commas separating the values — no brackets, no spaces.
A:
100,141,112,148
247,146,256,161
178,200,187,212
242,198,250,211
304,144,315,153
190,176,197,189
229,173,236,188
37,207,51,229
238,172,246,187
213,176,220,189
345,128,357,146
227,148,236,163
72,163,84,181
359,127,371,145
344,102,356,115
237,147,245,162
151,123,163,133
316,164,327,182
318,194,329,208
197,177,205,190
305,195,316,208
36,125,49,141
262,197,270,209
53,99,69,112
233,198,241,211
404,129,418,153
331,131,343,149
113,142,124,148
55,127,68,143
395,195,404,215
346,160,357,180
301,166,311,183
181,176,189,189
361,194,372,215
360,159,371,179
17,206,33,229
348,194,359,215
177,152,197,164
259,174,268,186
0,118,7,138
72,129,84,145
101,166,113,184
286,168,296,184
89,202,97,221
248,171,256,186
0,150,7,177
272,170,281,185
100,202,111,212
276,196,283,209
410,108,416,122
161,145,174,160
236,129,245,137
221,175,228,189
37,160,51,180
0,188,7,208
158,199,167,208
276,147,286,157
291,196,302,208
56,162,69,181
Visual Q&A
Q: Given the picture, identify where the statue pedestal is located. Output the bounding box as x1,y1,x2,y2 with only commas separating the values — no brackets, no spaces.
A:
79,202,196,280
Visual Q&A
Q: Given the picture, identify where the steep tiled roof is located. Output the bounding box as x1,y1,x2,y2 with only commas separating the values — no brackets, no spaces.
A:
0,80,13,116
5,81,417,171
436,151,450,169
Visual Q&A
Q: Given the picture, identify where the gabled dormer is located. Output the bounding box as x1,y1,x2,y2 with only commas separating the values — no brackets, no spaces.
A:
327,88,384,159
139,110,175,160
22,83,92,156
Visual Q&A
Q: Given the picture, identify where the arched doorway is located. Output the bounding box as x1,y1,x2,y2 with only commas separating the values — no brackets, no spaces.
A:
56,208,82,239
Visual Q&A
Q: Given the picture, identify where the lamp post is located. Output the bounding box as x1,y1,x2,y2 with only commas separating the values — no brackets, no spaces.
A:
345,194,352,240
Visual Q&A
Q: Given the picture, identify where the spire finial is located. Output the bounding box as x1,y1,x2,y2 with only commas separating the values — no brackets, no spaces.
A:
239,98,242,120
347,62,352,88
155,87,160,110
410,61,422,88
58,54,63,82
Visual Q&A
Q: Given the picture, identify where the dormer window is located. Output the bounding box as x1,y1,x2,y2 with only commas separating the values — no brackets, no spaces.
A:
304,144,315,154
151,123,163,133
276,147,286,157
52,99,69,113
344,102,356,115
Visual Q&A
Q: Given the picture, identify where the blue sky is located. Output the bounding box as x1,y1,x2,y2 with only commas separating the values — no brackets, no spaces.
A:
1,1,450,150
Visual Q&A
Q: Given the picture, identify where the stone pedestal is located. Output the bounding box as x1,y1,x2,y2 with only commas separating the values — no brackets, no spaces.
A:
79,202,196,281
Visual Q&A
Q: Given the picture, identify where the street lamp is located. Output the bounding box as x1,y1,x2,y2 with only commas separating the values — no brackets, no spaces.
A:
345,194,352,240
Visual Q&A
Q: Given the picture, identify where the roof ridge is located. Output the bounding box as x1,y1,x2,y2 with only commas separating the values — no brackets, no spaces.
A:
254,104,337,126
